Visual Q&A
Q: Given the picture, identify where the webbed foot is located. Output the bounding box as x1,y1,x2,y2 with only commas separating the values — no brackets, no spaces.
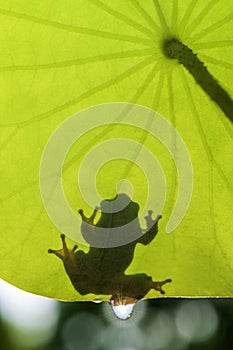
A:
153,278,172,295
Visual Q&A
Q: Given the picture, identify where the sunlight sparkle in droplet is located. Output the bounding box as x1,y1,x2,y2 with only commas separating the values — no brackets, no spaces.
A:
111,303,135,320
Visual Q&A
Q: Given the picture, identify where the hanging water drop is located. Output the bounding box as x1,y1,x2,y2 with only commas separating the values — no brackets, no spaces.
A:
110,302,135,320
109,298,137,320
93,297,103,304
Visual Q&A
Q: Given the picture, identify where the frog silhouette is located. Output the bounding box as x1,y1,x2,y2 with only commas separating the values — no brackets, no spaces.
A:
48,193,171,304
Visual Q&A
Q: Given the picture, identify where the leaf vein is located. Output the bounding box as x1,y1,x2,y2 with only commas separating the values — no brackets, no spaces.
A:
0,7,152,46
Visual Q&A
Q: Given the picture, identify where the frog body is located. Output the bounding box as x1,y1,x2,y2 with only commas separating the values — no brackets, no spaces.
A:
48,194,171,301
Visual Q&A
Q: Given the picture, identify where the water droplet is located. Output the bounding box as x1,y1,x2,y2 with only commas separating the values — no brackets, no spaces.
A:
93,297,103,304
109,298,137,320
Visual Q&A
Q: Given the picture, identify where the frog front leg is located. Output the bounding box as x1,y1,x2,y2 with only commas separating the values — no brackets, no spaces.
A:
138,211,162,245
78,206,99,225
48,234,78,265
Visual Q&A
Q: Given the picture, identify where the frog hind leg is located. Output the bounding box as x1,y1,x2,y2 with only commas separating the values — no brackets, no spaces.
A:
152,278,172,295
110,274,172,301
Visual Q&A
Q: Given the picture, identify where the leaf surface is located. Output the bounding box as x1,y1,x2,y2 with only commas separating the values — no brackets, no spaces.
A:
0,0,232,300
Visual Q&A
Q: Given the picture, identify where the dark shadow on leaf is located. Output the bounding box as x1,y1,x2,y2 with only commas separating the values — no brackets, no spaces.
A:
48,194,171,303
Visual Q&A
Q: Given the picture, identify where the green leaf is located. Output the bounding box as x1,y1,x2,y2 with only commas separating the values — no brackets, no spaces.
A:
0,0,233,301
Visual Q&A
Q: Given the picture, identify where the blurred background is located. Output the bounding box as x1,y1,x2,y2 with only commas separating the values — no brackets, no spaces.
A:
0,278,233,350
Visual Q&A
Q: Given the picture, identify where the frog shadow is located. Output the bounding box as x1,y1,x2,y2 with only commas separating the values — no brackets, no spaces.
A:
48,194,171,302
